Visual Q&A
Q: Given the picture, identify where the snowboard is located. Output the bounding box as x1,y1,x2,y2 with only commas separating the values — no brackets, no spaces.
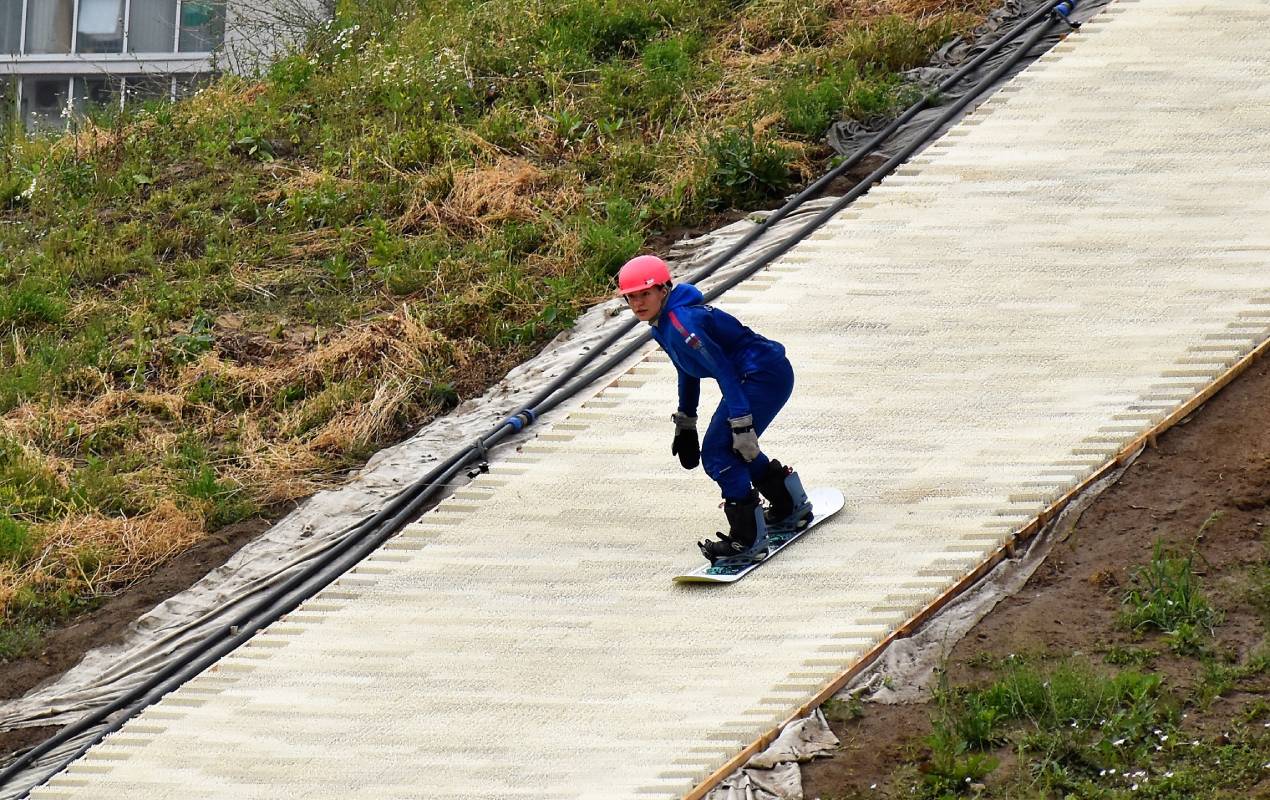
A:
673,487,845,584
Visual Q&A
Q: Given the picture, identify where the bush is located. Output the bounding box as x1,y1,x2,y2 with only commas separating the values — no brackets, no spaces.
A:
704,124,794,210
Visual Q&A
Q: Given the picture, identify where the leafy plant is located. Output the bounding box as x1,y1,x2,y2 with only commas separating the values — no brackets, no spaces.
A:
1120,540,1221,653
0,0,978,643
170,312,216,363
821,694,864,724
0,515,35,564
704,124,794,210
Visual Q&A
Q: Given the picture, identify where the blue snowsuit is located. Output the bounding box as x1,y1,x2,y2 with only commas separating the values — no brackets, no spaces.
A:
647,283,795,500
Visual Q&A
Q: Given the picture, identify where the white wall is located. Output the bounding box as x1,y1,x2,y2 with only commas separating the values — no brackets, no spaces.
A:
221,0,333,75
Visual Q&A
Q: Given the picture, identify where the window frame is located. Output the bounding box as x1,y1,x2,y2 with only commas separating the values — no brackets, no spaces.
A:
4,0,228,57
3,0,231,130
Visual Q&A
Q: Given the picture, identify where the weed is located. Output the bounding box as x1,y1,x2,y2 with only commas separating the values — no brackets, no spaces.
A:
0,618,43,661
639,34,703,117
0,514,35,564
822,694,864,724
1195,645,1270,708
0,436,70,520
1104,644,1159,667
0,276,67,326
1120,540,1221,653
778,60,863,137
704,124,794,210
575,198,643,280
924,657,1172,797
170,312,216,363
844,15,961,74
921,720,999,797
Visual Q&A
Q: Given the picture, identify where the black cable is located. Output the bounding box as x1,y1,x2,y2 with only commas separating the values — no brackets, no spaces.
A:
0,2,1068,794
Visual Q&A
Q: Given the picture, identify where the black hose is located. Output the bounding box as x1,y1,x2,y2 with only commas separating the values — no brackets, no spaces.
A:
0,3,1068,794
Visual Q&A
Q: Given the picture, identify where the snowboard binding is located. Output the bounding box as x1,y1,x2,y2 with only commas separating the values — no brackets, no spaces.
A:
755,461,813,538
698,494,769,565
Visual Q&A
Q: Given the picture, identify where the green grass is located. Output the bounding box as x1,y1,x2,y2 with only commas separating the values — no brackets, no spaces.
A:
900,535,1270,800
822,694,865,724
926,658,1170,791
1120,540,1221,655
0,514,35,564
0,618,44,662
0,0,990,637
916,654,1270,800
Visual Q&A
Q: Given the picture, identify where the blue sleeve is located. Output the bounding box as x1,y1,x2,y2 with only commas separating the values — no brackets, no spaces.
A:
685,311,751,419
678,371,700,417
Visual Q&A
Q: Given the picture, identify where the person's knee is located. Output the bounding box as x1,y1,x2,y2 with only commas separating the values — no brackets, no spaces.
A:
700,442,733,483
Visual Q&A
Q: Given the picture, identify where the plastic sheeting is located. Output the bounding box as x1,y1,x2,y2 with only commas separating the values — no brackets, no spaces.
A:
708,450,1142,800
706,710,839,800
839,450,1143,706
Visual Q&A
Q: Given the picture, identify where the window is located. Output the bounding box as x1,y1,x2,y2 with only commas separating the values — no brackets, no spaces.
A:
25,0,76,54
76,0,125,53
175,72,212,98
1,0,22,54
128,0,178,53
178,0,224,53
73,75,121,114
123,74,173,103
20,75,69,130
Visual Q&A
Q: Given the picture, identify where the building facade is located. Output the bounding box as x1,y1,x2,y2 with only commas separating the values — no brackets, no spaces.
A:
0,0,326,129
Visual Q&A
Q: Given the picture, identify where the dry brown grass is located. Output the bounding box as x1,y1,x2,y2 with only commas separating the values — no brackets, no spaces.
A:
0,306,494,578
256,165,360,211
0,501,204,618
395,156,550,234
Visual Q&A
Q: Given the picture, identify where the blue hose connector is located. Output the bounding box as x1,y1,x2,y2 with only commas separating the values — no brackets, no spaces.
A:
504,408,538,432
1052,0,1078,26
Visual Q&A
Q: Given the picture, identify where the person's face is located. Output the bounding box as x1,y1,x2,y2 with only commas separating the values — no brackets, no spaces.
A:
626,285,668,322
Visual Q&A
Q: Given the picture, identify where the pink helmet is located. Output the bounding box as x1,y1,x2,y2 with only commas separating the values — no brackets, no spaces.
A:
617,255,672,296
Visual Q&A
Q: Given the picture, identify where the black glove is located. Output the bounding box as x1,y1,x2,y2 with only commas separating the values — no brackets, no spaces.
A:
729,414,760,462
671,412,700,469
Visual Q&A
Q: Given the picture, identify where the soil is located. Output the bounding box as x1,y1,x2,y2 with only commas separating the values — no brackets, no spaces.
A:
803,353,1270,799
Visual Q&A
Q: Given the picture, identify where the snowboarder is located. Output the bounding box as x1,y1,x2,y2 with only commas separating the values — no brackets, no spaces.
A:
617,254,812,564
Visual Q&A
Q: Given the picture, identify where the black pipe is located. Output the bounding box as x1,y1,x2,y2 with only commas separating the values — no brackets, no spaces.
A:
0,2,1068,794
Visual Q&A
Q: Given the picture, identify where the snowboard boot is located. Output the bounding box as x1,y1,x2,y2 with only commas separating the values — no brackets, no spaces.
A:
753,460,813,535
697,493,768,565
